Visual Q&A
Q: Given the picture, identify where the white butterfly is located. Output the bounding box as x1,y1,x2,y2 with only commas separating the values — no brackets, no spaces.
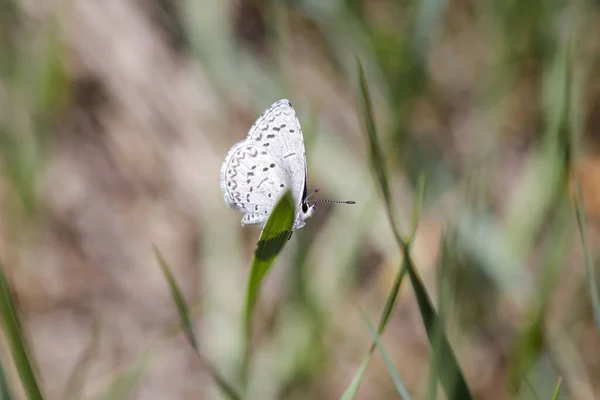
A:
220,99,314,231
221,99,354,231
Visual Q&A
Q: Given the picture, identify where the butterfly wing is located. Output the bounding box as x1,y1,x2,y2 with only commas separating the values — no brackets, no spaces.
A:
220,141,290,226
246,100,307,212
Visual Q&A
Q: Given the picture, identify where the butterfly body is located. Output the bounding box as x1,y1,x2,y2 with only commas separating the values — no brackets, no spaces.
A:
220,99,315,231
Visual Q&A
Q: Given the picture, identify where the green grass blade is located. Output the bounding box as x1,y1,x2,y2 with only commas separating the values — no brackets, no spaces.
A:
551,377,562,400
0,352,13,400
0,259,43,400
408,173,426,243
427,233,453,400
360,309,412,400
97,354,150,400
574,181,600,334
404,257,472,400
340,63,414,399
340,260,407,400
508,198,571,393
340,354,372,400
357,60,473,400
376,175,425,335
154,246,198,351
341,177,426,399
242,190,295,372
62,319,100,400
244,190,295,324
154,246,242,400
357,60,403,245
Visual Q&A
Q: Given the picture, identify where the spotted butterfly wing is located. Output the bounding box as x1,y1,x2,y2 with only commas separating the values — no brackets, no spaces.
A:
221,99,311,230
221,141,289,226
246,100,307,210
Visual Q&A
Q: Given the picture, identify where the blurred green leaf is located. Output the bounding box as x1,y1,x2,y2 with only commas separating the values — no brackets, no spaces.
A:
154,246,242,400
360,309,411,400
0,0,19,78
0,259,43,400
34,28,71,130
408,173,426,242
509,196,571,393
413,0,447,61
574,182,600,335
509,313,545,394
0,353,12,400
405,248,473,400
442,227,500,332
357,60,473,400
428,232,455,400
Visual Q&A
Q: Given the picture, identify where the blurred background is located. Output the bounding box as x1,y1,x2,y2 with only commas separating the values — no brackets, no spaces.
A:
1,0,600,399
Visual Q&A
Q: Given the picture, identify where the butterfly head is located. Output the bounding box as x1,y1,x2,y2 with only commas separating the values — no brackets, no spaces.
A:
292,201,315,230
301,201,316,219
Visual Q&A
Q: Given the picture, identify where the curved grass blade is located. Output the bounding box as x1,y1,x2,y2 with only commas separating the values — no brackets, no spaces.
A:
0,258,43,400
154,246,242,400
97,354,150,400
340,262,408,400
341,176,425,399
357,60,473,400
0,352,12,400
360,309,412,400
357,61,403,246
551,377,562,400
427,232,453,400
341,355,371,400
508,198,571,393
62,319,100,400
242,190,295,380
574,182,600,335
154,247,197,350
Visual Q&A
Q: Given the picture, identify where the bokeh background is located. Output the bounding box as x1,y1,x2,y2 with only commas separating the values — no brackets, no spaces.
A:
1,0,600,399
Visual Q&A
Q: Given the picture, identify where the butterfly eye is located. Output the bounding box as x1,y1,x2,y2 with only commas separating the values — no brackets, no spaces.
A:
302,203,308,213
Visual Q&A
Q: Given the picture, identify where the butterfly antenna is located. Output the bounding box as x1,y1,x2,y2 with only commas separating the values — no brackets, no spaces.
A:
313,199,356,205
306,188,355,204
